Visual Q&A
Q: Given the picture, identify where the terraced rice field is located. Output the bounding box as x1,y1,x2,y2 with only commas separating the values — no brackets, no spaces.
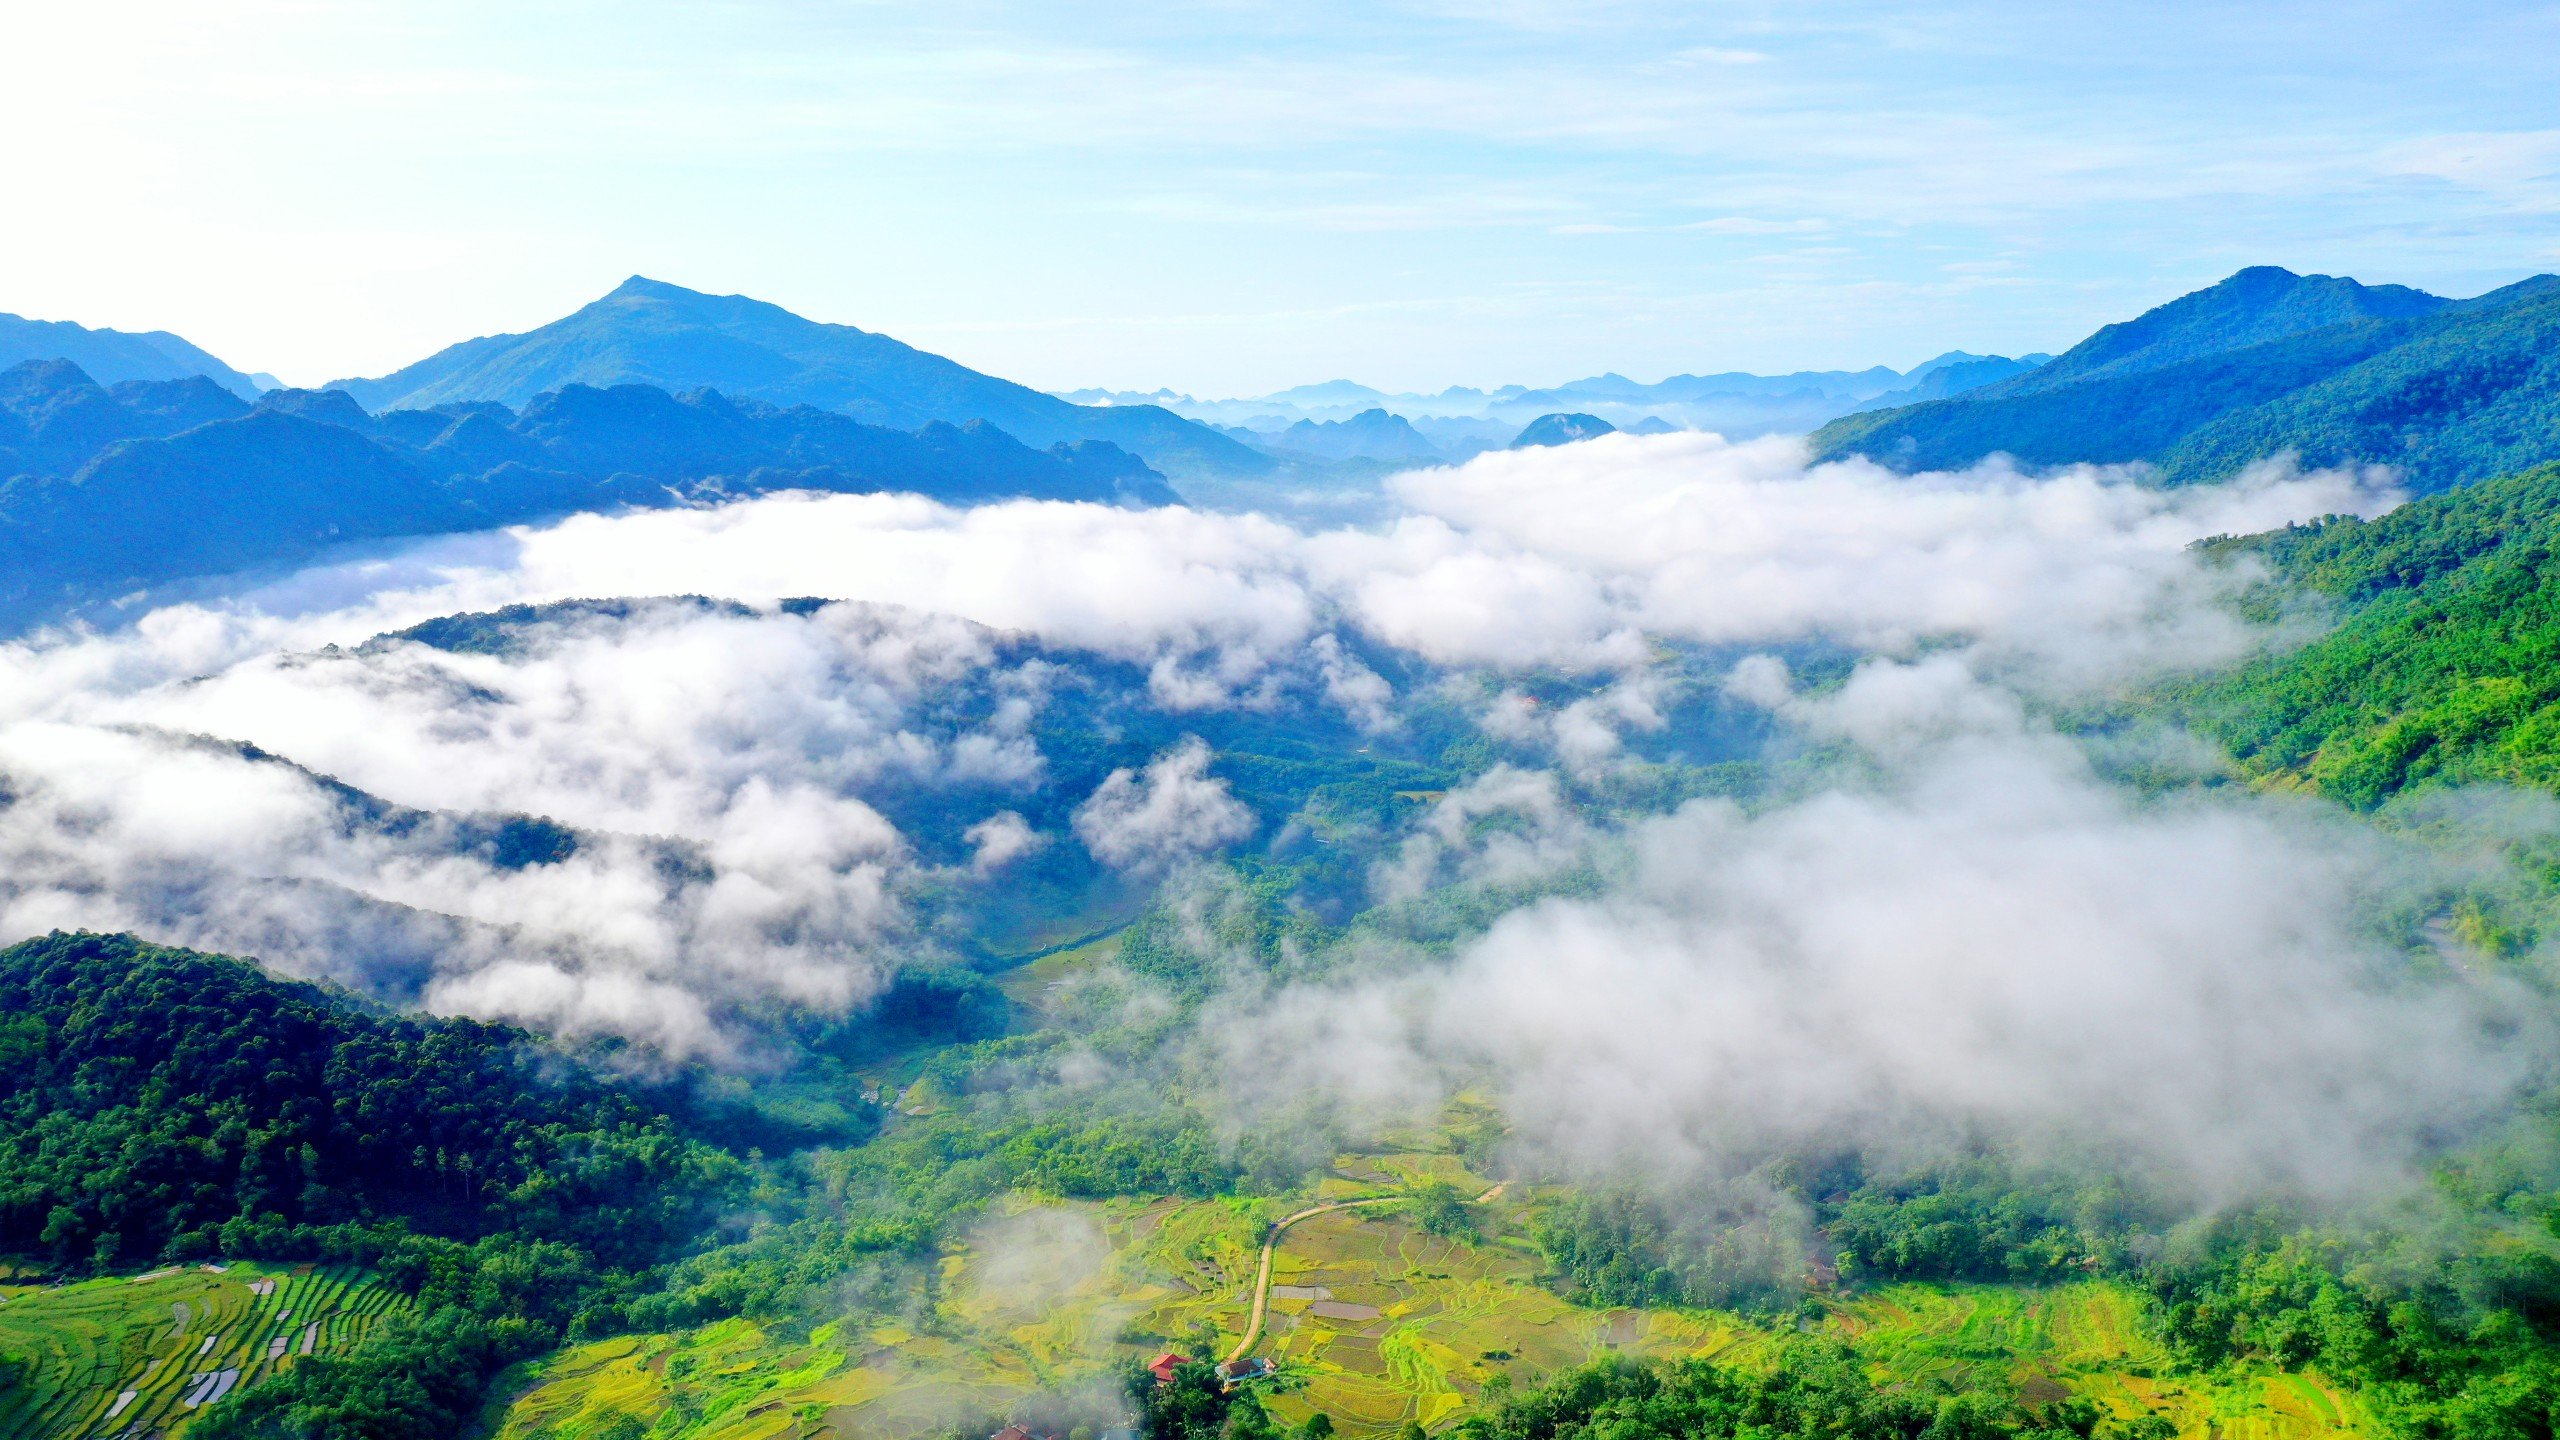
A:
1229,1187,1754,1434
0,1261,407,1438
485,1151,1752,1440
1826,1284,2371,1440
485,1151,2375,1440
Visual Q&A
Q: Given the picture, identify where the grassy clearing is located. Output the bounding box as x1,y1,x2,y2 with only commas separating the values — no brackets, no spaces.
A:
484,1152,2375,1440
0,1261,408,1439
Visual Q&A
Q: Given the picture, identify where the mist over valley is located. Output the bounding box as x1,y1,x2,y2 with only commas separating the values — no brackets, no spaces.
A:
9,9,2560,1440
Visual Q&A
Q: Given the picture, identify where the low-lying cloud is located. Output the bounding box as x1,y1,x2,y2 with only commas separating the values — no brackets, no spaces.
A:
0,428,2442,1139
12,432,2388,711
1225,668,2531,1202
1073,737,1257,878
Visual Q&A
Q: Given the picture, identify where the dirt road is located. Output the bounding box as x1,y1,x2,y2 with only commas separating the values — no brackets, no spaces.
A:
1222,1183,1509,1367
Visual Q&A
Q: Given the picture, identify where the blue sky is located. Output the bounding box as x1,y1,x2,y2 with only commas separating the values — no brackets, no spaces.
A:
6,1,2558,394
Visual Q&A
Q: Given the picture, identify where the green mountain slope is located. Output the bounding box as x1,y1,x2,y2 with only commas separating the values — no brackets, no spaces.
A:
1812,270,2560,491
2172,462,2560,805
2013,265,2448,392
2156,286,2560,486
0,931,744,1440
0,930,727,1269
332,277,1271,477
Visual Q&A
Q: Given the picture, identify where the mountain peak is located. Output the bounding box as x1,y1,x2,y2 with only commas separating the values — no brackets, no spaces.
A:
1511,412,1617,448
256,386,374,430
605,274,701,301
2009,266,2451,394
0,356,106,400
331,280,1272,478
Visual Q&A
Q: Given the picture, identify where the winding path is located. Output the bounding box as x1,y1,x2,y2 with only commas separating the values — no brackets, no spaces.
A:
1222,1183,1510,1367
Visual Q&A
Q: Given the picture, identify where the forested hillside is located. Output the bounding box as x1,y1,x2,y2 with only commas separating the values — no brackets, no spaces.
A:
0,931,731,1270
2170,462,2560,804
0,931,743,1438
1811,269,2560,490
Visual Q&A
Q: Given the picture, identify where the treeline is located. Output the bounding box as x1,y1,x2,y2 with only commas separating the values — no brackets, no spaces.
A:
1457,1341,2151,1440
2148,1234,2560,1440
624,1097,1248,1332
1532,1162,2152,1314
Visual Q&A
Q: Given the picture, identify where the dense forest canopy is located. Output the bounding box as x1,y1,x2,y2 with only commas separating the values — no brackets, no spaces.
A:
2173,462,2560,804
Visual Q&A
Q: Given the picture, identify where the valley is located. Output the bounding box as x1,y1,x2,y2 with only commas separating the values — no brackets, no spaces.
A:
10,25,2560,1440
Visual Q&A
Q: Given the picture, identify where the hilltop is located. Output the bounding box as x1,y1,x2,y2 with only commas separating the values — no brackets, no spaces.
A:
331,277,1272,479
1812,266,2560,490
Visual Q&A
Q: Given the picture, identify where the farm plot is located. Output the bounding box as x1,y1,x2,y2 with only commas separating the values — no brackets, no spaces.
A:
489,1153,1758,1440
0,1262,408,1438
484,1152,2380,1440
1205,1194,1756,1435
1825,1283,2370,1440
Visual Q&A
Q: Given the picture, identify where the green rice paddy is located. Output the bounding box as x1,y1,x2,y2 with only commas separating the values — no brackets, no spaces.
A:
477,1148,2377,1440
1827,1284,2371,1440
0,1261,408,1439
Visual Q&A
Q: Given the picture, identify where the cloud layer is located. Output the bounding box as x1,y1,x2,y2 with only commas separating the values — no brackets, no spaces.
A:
0,433,2421,1096
1225,675,2528,1202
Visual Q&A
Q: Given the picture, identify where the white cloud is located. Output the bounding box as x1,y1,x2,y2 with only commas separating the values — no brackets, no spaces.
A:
0,432,2405,1063
2381,129,2560,212
1385,435,2390,681
11,432,2382,709
966,810,1048,874
1371,764,1588,903
1229,693,2529,1200
1071,738,1256,878
0,600,1085,1056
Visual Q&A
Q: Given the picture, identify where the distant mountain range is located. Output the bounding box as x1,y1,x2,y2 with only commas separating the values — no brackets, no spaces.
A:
17,257,2559,590
330,277,1272,480
1812,266,2560,491
0,311,266,398
1244,407,1445,464
0,283,2055,483
1064,350,2050,465
0,358,1171,632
